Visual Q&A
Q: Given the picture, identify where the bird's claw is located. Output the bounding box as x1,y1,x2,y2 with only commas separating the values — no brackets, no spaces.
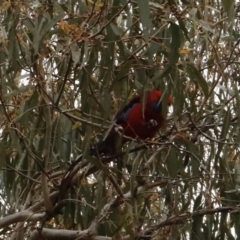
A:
114,125,124,133
147,119,158,128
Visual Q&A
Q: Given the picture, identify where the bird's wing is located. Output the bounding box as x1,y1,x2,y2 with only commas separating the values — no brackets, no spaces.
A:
115,95,141,124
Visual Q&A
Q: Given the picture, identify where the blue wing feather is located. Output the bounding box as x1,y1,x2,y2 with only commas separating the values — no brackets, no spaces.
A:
116,103,138,124
115,96,141,124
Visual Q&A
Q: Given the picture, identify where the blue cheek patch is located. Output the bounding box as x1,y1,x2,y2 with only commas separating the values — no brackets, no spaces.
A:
151,102,162,113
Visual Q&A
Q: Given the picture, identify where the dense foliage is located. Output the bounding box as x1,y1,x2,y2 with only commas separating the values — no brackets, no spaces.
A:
0,0,239,239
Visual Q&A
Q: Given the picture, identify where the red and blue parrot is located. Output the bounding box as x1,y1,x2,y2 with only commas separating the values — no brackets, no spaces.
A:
93,90,173,155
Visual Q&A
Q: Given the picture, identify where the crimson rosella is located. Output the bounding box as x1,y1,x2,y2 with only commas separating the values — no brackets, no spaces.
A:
93,90,173,155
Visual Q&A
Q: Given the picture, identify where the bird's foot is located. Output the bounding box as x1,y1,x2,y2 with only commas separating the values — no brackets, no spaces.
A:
114,125,124,133
146,119,158,128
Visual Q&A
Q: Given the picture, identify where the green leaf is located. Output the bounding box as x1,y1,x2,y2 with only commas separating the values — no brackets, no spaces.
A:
168,23,181,65
191,215,204,240
0,144,7,169
137,0,151,41
17,91,39,128
178,19,190,41
57,115,73,161
152,64,172,81
222,0,234,20
110,23,124,36
220,108,231,141
198,20,214,33
126,8,133,29
215,108,230,168
193,194,202,211
186,64,209,97
166,148,178,178
172,75,185,116
231,214,240,238
39,13,65,40
111,0,122,16
70,43,81,67
23,18,35,34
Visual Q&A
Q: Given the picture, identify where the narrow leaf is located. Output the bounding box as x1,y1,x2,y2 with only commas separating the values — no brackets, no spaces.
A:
169,23,181,65
186,64,209,97
137,0,151,41
222,0,234,20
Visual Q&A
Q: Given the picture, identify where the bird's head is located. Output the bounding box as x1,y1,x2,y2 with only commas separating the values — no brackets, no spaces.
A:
147,90,173,113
